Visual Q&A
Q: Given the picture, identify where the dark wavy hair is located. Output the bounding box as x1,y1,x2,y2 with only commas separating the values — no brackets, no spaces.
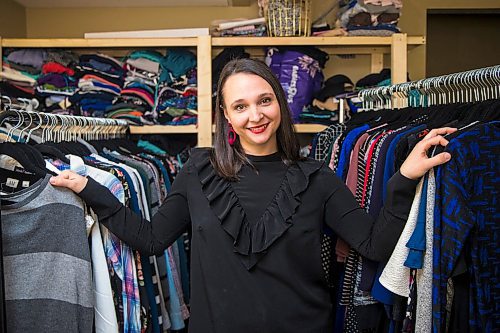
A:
211,58,302,180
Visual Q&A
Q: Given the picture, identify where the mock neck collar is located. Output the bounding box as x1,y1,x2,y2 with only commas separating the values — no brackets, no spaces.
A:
245,151,282,162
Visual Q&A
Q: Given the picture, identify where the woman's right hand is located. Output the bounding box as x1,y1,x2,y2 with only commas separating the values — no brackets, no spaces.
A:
50,170,88,194
399,127,457,180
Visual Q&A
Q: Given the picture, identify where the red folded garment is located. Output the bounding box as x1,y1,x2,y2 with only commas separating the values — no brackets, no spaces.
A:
42,62,75,76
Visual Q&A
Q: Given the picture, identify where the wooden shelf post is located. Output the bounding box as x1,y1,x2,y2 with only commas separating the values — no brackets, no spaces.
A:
196,35,213,147
391,33,407,84
0,37,2,77
391,33,408,108
371,53,384,73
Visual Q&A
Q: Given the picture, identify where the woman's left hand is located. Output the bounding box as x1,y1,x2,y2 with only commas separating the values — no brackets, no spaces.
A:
400,127,457,180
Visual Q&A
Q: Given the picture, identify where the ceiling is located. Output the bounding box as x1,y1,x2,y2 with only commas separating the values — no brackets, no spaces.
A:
14,0,250,7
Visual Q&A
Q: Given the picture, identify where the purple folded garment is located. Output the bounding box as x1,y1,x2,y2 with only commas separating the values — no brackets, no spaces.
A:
7,49,48,70
37,73,75,88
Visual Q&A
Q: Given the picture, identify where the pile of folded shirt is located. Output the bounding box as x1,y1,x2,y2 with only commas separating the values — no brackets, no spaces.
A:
38,58,79,111
1,49,83,111
300,74,354,124
71,53,125,118
338,0,402,36
1,48,199,126
210,17,267,37
105,50,162,125
1,49,44,102
153,48,198,126
355,68,392,89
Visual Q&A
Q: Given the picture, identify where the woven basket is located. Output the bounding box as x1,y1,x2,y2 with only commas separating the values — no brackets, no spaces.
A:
266,0,312,37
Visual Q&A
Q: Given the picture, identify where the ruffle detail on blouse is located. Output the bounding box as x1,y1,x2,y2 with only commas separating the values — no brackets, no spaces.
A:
191,149,322,270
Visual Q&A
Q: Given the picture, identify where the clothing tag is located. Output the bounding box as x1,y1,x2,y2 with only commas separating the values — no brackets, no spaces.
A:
13,166,34,175
22,180,30,188
6,178,19,188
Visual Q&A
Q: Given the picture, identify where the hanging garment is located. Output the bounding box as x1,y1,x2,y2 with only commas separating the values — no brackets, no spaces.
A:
1,176,93,333
433,122,500,332
48,154,122,333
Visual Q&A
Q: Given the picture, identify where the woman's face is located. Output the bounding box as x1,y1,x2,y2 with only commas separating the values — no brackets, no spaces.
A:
222,72,281,156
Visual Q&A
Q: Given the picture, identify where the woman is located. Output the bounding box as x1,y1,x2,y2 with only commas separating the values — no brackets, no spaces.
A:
50,58,455,332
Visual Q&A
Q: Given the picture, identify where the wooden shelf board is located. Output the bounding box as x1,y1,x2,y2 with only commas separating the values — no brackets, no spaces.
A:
129,125,198,134
2,38,198,48
294,124,328,133
212,36,425,47
213,47,392,56
2,36,425,49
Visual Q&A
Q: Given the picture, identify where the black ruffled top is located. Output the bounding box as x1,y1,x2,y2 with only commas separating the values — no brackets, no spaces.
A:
79,148,418,333
196,151,322,269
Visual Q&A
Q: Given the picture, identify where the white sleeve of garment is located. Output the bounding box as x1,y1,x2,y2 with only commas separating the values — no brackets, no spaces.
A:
379,178,423,297
415,169,435,333
91,219,119,333
45,160,62,174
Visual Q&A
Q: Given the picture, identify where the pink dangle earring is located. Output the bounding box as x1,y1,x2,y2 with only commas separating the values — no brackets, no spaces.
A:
228,123,237,146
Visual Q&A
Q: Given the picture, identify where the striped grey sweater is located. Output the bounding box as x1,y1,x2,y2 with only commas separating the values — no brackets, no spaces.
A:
1,175,93,332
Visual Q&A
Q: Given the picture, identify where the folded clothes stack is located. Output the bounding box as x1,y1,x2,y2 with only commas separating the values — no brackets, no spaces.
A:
0,48,199,126
72,53,125,118
300,74,354,124
0,49,47,99
210,17,267,37
338,0,402,36
152,49,198,126
105,50,162,125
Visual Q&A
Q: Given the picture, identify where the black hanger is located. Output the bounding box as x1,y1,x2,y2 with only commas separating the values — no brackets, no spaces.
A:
481,99,500,122
87,140,107,153
46,141,90,157
0,143,47,179
34,144,71,164
60,141,92,156
116,138,145,155
423,103,462,129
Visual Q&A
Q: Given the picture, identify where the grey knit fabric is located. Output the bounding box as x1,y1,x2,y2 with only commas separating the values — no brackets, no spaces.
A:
1,175,93,333
379,178,423,296
415,169,435,332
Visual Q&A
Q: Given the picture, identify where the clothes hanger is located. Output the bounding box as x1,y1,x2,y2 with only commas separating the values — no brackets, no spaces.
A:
0,142,48,180
51,114,91,157
34,115,72,163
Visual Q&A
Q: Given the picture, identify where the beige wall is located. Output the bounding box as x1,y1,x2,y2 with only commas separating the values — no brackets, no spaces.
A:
25,4,260,37
398,0,500,79
0,0,26,38
23,0,500,80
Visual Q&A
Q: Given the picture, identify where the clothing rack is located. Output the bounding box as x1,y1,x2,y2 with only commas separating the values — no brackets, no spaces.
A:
357,65,500,110
336,65,500,123
0,102,129,143
0,105,128,333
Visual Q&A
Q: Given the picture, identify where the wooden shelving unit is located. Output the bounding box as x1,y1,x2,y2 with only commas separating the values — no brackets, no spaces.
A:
0,34,425,147
294,124,328,133
0,36,213,147
1,38,199,48
129,125,198,134
212,35,425,47
212,35,425,88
